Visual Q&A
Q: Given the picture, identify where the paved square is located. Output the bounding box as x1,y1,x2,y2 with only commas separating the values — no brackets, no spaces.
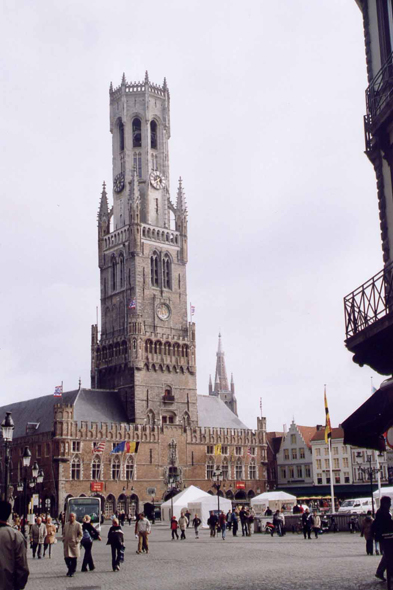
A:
24,523,385,590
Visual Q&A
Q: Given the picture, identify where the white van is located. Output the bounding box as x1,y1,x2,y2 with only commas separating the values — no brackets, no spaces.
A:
338,498,373,514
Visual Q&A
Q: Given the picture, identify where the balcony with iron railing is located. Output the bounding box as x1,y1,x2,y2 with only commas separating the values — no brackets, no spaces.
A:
365,51,393,129
344,261,393,375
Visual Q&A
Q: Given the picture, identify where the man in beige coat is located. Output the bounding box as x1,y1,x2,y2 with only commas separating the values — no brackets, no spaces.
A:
0,500,29,590
62,512,83,577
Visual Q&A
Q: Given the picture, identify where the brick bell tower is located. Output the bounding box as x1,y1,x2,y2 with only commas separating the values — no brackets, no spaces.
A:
91,72,197,427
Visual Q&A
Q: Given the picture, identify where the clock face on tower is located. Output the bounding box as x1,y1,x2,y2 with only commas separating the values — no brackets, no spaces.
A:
156,303,171,321
113,172,125,193
150,170,166,190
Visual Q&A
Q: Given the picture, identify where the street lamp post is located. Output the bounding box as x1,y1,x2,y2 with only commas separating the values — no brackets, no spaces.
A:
212,468,224,515
356,452,383,517
21,447,32,538
1,412,15,501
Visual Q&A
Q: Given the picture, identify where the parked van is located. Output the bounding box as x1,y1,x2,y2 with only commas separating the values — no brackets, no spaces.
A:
338,498,373,514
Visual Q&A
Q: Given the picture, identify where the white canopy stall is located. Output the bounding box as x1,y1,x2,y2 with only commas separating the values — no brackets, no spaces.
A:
161,486,210,521
250,491,297,515
373,486,393,509
188,495,233,528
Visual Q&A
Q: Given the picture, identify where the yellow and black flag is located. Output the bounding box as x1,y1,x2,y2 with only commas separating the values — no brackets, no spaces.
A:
214,444,222,456
324,387,332,444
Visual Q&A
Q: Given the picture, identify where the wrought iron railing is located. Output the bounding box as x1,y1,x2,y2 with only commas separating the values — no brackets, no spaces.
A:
366,51,393,120
344,261,393,338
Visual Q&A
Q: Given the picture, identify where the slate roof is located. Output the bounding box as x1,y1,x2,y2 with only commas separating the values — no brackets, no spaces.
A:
197,395,249,429
311,427,344,442
0,388,122,439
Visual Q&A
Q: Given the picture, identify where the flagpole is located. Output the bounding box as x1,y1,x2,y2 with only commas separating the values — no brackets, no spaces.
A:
328,437,335,514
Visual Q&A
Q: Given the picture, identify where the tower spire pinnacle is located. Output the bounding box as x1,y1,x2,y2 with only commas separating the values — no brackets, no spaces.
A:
210,333,238,416
129,166,141,205
98,181,109,219
176,177,187,213
121,72,126,86
145,70,149,84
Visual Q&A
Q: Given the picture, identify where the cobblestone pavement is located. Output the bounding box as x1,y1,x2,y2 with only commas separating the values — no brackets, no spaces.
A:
24,524,387,590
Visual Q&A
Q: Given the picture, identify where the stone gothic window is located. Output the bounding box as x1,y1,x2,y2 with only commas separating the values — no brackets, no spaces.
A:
92,456,102,480
111,456,121,480
125,456,134,480
222,458,229,480
119,254,124,288
235,459,243,480
150,120,157,149
150,253,159,287
133,152,142,178
132,118,142,148
118,118,125,151
162,255,171,289
151,153,158,170
248,459,257,480
71,457,81,480
206,459,214,480
111,256,117,292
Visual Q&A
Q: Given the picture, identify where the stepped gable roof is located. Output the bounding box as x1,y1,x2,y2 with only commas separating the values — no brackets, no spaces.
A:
311,427,344,442
297,425,318,448
0,388,122,439
197,395,248,429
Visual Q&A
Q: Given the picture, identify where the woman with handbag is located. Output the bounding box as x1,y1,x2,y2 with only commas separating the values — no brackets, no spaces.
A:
81,515,101,572
43,516,57,558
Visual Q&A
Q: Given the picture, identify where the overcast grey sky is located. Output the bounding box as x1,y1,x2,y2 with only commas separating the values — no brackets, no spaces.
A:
0,0,383,432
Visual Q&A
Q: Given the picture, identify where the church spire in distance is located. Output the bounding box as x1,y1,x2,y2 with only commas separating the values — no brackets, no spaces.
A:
209,333,238,416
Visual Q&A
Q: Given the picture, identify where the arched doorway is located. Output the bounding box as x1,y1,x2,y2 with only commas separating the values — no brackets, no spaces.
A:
226,490,234,500
129,493,139,519
235,490,247,501
117,494,126,514
247,490,255,499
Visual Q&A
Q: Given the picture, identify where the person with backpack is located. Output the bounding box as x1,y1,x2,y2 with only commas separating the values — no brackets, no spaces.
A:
107,517,124,572
192,514,201,539
81,515,101,572
302,509,313,540
372,495,393,581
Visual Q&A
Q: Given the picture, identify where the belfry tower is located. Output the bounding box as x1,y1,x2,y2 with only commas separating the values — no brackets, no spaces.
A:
91,72,197,427
208,333,238,416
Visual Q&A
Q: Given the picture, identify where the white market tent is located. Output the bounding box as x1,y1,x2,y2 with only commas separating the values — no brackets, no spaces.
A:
373,486,393,508
188,495,232,528
251,491,297,515
161,486,210,521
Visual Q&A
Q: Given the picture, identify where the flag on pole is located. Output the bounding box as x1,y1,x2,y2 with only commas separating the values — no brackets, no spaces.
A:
129,299,136,310
111,441,140,454
92,441,106,454
247,446,252,457
190,304,195,316
214,443,222,456
324,387,332,444
54,385,63,397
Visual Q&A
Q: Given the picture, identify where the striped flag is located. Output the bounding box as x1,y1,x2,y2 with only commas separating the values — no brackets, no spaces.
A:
54,385,63,397
247,447,252,457
111,441,140,454
324,387,332,444
190,304,195,316
92,441,106,454
129,299,136,310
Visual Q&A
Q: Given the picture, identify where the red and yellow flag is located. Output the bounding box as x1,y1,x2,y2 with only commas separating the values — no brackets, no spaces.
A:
324,387,332,444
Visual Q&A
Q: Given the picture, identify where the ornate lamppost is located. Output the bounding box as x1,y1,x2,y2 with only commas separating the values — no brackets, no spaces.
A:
16,448,43,537
1,412,14,501
212,468,224,515
167,440,179,519
355,452,383,517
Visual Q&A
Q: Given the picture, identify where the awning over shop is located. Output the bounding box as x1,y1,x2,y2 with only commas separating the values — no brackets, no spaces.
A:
342,379,393,451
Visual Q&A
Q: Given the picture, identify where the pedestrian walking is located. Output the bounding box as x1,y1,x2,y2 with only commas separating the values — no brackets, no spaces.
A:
273,510,284,537
81,515,101,572
185,510,191,527
302,509,313,540
312,511,321,539
207,511,218,537
135,512,151,553
240,507,247,536
226,510,232,531
192,514,201,539
107,517,124,571
127,512,132,526
30,516,46,559
178,513,188,540
63,512,83,577
219,511,227,540
171,516,179,540
361,511,374,556
231,510,239,536
0,500,29,590
43,516,57,558
372,496,393,581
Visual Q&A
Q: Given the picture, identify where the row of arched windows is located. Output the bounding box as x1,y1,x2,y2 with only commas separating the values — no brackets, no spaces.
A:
150,252,172,289
96,341,128,362
142,227,178,245
145,340,189,358
117,117,158,151
111,254,125,292
71,455,135,481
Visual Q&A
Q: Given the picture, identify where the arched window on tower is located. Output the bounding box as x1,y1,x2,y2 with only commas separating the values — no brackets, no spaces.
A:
119,254,125,288
118,118,125,151
150,252,159,287
92,456,102,480
71,456,81,480
111,456,121,480
150,120,157,150
125,456,134,480
132,118,142,148
162,254,172,289
111,256,117,292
